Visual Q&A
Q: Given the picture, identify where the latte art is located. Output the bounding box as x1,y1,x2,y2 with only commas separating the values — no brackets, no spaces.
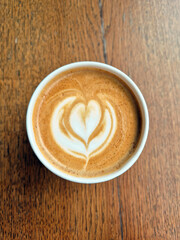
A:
33,68,141,177
51,95,117,166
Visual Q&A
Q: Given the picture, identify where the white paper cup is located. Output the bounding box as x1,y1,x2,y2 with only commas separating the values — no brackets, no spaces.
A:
26,62,149,184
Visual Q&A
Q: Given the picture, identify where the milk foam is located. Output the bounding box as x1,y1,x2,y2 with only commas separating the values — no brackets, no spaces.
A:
33,68,141,177
51,96,117,166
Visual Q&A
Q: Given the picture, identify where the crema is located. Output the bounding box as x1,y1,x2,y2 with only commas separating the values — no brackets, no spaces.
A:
33,68,141,177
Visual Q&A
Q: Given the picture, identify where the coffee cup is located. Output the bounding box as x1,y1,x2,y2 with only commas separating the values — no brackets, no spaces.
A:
26,62,149,183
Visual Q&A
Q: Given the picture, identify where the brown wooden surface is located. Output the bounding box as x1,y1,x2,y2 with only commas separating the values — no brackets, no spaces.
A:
0,0,179,239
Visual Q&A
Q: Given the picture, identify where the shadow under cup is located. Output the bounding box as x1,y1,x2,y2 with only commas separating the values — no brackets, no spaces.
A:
26,62,149,184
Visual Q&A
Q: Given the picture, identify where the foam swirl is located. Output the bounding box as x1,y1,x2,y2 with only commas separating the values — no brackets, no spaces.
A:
33,68,141,177
51,95,117,167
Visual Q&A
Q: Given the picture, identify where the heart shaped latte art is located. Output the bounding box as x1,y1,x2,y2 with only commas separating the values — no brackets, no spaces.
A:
51,96,117,167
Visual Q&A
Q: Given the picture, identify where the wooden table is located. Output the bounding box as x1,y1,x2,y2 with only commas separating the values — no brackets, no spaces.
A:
0,0,179,239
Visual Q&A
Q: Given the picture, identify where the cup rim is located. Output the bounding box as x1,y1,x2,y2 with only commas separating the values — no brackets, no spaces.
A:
26,61,149,184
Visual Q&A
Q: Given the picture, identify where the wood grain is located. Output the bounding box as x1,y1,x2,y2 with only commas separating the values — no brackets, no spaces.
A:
0,0,179,239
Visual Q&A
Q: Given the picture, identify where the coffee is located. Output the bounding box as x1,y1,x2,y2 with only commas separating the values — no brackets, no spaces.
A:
33,68,141,177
